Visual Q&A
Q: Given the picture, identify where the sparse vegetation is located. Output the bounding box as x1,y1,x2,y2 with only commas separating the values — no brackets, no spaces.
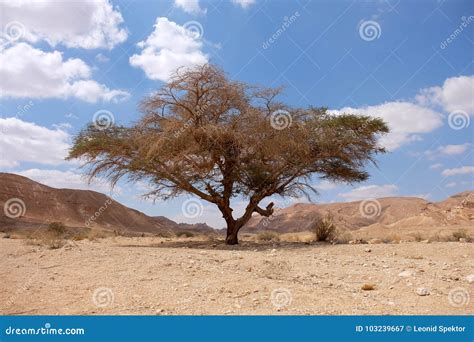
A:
361,284,376,291
452,229,471,242
312,214,337,242
411,232,424,242
255,230,280,242
48,222,66,235
176,231,194,238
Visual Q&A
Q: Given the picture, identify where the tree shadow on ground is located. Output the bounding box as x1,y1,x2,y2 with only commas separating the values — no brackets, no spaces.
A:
114,239,335,252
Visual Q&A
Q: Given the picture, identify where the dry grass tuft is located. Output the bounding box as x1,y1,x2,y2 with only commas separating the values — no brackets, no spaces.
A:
361,284,376,291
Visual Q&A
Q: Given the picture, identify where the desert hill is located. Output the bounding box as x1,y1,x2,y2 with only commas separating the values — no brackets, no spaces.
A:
1,172,472,236
0,173,214,235
244,192,474,233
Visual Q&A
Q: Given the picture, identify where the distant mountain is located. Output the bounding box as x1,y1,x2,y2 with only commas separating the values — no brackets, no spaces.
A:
243,192,474,233
0,173,216,234
1,172,472,236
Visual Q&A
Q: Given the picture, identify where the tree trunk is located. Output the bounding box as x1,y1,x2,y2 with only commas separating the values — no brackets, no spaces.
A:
225,222,239,245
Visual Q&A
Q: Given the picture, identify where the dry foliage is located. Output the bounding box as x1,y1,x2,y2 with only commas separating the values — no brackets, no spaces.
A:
312,214,337,242
68,64,388,244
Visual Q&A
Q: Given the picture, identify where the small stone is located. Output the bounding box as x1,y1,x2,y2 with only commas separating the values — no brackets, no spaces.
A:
398,270,415,278
416,287,430,296
466,274,474,283
364,248,372,253
368,238,382,244
459,238,467,243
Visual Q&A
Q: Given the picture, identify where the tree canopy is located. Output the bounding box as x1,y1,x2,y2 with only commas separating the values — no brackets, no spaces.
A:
68,64,389,244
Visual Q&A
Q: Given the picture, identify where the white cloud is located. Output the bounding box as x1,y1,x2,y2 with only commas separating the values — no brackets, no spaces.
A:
0,0,127,49
332,102,443,150
437,143,470,156
0,43,129,102
129,17,208,82
232,0,256,8
338,184,398,201
445,182,457,188
430,163,443,170
95,53,110,63
174,0,206,14
441,166,474,177
315,180,339,190
0,117,70,168
416,75,474,115
16,169,116,193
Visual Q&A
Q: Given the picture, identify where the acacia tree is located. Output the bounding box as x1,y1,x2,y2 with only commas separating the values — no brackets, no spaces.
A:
68,64,388,244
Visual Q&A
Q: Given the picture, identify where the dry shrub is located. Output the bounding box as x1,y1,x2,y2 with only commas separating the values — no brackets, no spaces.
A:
176,231,195,238
86,229,109,241
334,228,352,244
256,230,280,242
452,229,471,242
155,231,175,238
383,234,401,244
48,222,66,235
311,214,337,242
410,232,424,242
361,284,376,291
279,232,313,243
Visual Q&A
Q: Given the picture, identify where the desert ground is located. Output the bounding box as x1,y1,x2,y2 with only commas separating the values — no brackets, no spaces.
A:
1,234,472,315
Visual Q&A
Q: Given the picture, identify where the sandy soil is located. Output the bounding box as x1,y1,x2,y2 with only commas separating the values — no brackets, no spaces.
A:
0,236,472,315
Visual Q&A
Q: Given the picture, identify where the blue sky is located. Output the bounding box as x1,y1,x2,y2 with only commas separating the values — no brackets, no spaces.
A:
0,0,473,228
